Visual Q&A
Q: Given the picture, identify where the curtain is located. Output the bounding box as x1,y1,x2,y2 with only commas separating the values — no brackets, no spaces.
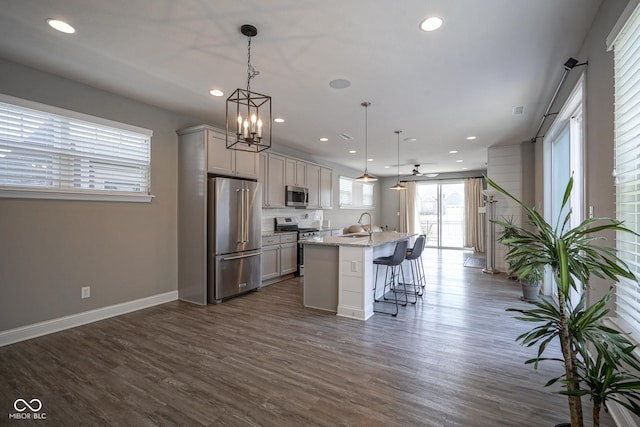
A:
400,181,420,234
464,178,485,253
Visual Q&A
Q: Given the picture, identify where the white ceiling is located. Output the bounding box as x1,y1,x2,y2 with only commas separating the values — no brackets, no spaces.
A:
0,0,602,177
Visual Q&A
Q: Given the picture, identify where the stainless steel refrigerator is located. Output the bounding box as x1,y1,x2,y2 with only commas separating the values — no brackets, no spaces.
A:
208,177,262,302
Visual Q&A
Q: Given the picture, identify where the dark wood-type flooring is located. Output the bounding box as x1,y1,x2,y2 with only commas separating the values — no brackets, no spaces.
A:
1,249,615,427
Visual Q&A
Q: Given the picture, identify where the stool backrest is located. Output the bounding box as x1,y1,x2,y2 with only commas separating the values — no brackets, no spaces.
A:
407,235,425,260
389,239,409,266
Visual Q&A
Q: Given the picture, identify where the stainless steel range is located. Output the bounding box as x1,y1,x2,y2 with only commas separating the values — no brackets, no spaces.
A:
274,217,318,277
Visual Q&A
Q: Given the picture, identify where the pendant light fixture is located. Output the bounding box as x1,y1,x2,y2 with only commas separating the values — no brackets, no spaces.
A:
390,130,407,190
226,24,272,153
355,102,377,182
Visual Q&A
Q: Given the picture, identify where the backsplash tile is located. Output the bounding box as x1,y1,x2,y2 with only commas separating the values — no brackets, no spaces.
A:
261,208,323,233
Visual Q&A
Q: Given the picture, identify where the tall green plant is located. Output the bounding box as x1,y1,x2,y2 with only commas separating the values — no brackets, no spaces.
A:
486,176,639,426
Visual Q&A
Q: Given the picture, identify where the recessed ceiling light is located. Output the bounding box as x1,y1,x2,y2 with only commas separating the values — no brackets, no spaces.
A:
456,159,463,163
319,137,328,142
403,137,417,142
367,158,374,162
47,19,76,34
419,16,444,32
329,79,351,89
449,150,458,154
462,167,468,170
274,118,285,123
209,89,224,97
384,165,390,169
349,150,357,154
466,136,477,140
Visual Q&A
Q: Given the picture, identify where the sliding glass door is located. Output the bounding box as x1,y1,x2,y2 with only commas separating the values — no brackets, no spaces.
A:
416,181,465,248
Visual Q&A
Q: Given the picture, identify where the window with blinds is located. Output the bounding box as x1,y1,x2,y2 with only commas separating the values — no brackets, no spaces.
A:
613,3,640,338
0,94,152,201
339,176,374,209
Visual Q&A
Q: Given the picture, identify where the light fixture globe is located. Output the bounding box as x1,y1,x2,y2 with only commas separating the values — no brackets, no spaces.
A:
226,24,272,153
355,102,378,182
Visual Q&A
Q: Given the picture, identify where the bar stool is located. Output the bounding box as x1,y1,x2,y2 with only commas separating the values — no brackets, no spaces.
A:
373,239,409,317
404,235,426,297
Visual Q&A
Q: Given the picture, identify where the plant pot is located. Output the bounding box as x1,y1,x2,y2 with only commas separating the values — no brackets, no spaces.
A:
521,280,540,302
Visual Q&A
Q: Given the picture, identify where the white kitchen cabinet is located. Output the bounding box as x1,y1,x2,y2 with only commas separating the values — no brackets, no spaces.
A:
262,233,298,283
285,158,306,187
306,163,320,209
263,153,286,208
206,128,259,179
262,235,281,281
280,242,298,275
320,167,333,209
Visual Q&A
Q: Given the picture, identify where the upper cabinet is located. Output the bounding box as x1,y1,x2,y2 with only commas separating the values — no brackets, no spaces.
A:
206,127,259,180
306,163,320,209
260,152,286,208
285,158,306,187
320,167,333,209
258,149,332,210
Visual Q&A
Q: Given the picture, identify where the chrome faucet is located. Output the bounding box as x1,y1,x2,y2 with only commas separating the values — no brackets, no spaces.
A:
357,212,373,240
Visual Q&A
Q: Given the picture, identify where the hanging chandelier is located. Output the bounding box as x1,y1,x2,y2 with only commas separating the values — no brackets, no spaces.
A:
390,130,406,190
226,24,272,152
355,102,377,182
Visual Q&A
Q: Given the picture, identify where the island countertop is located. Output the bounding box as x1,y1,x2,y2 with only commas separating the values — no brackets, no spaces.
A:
300,231,415,247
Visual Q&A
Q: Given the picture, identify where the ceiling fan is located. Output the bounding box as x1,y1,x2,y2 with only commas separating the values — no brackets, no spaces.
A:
402,164,439,179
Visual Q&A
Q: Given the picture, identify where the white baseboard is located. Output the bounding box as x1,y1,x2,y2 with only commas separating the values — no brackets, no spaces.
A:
0,291,178,347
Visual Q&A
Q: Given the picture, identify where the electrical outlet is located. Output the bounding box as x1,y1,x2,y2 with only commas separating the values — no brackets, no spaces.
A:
351,261,358,272
81,286,91,299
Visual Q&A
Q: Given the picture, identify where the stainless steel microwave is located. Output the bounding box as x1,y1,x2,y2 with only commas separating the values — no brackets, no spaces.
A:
285,185,308,207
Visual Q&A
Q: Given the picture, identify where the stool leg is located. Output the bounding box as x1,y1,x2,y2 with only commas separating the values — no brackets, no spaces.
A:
412,259,423,297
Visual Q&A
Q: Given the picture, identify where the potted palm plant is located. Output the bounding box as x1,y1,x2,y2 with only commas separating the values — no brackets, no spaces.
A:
497,216,543,301
486,175,640,427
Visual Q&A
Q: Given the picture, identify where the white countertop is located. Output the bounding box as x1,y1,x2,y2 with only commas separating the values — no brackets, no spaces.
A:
300,231,415,247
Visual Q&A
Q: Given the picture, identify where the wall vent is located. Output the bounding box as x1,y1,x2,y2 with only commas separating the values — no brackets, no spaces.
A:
339,133,354,141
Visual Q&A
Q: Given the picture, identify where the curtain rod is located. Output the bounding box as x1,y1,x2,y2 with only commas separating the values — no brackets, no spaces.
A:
400,176,484,183
531,57,587,143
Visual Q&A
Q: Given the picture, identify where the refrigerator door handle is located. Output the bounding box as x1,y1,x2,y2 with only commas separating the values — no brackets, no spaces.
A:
236,188,243,244
223,252,262,261
244,187,250,243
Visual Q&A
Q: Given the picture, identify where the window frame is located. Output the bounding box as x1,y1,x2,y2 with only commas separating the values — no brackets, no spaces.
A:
611,1,640,341
339,175,375,209
0,93,154,203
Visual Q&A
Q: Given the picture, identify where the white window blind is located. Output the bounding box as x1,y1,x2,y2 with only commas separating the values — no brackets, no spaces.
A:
613,3,640,338
0,95,152,201
339,176,374,209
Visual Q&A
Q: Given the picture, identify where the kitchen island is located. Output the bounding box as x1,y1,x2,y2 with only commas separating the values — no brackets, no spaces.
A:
301,231,416,321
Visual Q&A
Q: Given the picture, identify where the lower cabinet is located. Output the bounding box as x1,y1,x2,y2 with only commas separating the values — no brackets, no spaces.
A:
280,243,297,275
262,233,298,283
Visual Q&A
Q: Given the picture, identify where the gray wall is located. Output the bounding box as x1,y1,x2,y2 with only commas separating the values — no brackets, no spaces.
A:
0,59,195,331
536,0,627,303
533,0,629,306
